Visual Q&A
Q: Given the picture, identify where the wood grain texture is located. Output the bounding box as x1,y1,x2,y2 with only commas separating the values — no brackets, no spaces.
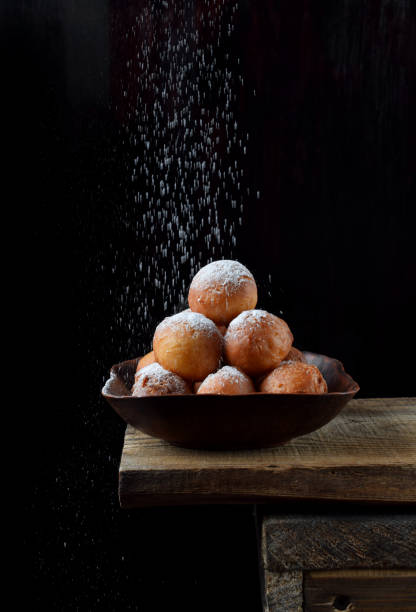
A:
262,514,416,573
118,398,416,507
263,570,302,612
304,569,416,611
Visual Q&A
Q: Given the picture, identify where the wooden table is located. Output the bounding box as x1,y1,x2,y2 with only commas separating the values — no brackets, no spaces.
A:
119,398,415,507
119,398,416,610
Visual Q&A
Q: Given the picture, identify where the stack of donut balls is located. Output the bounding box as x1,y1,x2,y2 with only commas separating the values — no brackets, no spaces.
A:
132,260,328,397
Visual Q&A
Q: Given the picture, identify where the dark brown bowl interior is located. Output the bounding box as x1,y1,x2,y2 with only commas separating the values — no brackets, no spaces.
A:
102,352,359,450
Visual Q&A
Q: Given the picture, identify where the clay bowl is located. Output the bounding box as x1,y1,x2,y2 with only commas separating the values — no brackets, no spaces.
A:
102,352,359,450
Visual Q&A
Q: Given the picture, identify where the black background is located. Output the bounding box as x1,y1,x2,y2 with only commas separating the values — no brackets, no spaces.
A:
13,0,415,610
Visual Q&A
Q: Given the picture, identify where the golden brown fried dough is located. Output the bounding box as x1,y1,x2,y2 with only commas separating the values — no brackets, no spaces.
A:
224,309,293,377
281,346,305,363
153,310,223,381
197,366,255,395
136,350,156,372
188,260,257,325
260,361,328,394
132,363,191,397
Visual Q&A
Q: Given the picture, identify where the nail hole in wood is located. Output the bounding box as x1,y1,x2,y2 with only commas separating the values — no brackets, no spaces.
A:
333,594,353,611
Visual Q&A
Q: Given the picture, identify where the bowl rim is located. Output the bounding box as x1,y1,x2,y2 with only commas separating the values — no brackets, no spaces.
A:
101,352,360,399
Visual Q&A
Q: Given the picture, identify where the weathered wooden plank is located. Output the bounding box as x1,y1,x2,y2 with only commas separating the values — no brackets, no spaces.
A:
262,514,416,573
304,569,416,611
119,398,416,507
263,570,302,612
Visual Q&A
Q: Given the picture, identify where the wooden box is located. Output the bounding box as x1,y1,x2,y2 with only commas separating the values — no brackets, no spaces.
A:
260,512,416,611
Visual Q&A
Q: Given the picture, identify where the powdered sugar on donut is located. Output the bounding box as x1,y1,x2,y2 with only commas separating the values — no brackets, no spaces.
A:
227,309,278,337
132,362,190,396
224,309,294,376
260,362,327,394
155,310,220,337
203,365,249,386
197,364,254,394
190,260,254,297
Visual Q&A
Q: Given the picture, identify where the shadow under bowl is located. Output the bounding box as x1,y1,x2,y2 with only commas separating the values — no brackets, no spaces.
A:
101,352,359,450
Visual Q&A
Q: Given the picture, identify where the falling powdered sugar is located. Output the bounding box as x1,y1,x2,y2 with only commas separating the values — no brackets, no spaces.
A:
112,0,260,359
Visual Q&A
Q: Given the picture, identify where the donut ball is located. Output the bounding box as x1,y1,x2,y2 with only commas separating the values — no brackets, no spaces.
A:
132,363,191,397
197,366,255,395
153,310,223,381
255,346,304,387
136,350,156,372
188,260,257,325
224,310,293,377
282,346,305,364
260,362,328,394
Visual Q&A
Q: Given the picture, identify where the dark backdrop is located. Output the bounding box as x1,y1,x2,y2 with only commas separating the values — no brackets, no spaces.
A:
13,0,415,610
